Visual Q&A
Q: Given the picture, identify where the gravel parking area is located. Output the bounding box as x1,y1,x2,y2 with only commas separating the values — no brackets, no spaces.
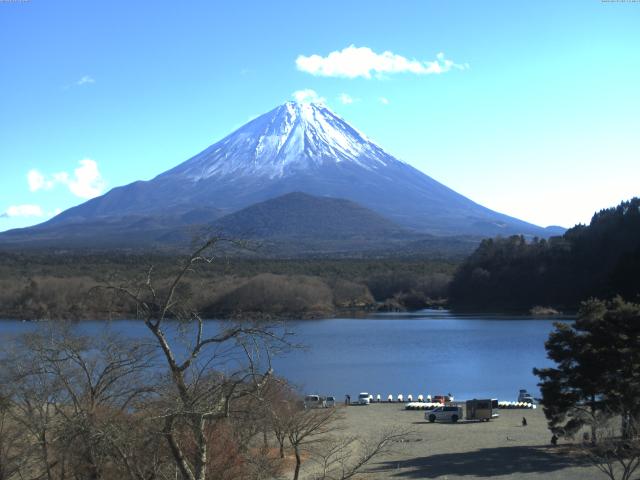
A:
312,403,603,480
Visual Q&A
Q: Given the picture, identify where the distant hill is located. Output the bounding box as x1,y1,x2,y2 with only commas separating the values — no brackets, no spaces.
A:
213,192,404,239
164,192,479,257
0,210,224,251
448,197,640,311
0,192,479,257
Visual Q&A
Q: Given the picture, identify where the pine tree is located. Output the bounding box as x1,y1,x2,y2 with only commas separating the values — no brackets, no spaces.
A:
534,297,640,441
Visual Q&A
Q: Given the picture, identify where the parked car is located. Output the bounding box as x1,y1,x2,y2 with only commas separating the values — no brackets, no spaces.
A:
425,405,463,423
325,395,336,407
517,389,535,404
433,394,454,404
304,395,326,409
358,392,371,405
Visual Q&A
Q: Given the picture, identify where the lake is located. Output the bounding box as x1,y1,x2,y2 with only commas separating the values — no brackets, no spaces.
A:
0,309,569,402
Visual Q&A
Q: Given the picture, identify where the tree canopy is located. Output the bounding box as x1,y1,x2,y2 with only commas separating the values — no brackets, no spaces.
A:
534,297,640,440
449,198,640,311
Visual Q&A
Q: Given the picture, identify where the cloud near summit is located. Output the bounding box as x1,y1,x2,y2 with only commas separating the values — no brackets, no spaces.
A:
292,89,326,104
296,45,468,79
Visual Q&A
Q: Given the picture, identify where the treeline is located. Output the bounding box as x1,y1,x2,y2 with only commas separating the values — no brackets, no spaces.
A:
0,255,456,320
449,198,640,311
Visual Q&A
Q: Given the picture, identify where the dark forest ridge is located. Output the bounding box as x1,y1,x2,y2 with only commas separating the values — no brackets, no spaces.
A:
449,197,640,311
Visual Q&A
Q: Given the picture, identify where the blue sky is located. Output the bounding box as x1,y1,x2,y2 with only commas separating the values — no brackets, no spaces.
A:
1,0,639,232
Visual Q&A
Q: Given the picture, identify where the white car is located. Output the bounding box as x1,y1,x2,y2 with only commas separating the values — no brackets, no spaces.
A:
425,405,463,423
358,392,371,405
325,396,336,407
304,395,325,409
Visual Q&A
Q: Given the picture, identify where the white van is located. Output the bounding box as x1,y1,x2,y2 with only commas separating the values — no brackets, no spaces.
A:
358,392,371,405
425,405,463,423
304,395,325,409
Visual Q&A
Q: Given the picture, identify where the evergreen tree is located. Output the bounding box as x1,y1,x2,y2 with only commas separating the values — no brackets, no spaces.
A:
534,297,640,441
449,197,640,311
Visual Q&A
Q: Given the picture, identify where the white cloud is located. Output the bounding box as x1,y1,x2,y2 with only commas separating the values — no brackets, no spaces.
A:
338,93,354,105
76,75,95,86
53,172,69,183
296,45,468,79
27,169,48,191
64,159,105,199
25,159,106,200
1,204,44,218
379,97,390,105
292,89,326,104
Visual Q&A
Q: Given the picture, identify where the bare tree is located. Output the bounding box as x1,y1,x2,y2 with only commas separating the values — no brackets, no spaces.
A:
286,406,343,480
0,326,159,480
263,378,300,459
97,412,171,480
309,428,414,480
0,394,29,480
582,415,640,480
100,238,290,480
1,341,64,480
0,239,292,480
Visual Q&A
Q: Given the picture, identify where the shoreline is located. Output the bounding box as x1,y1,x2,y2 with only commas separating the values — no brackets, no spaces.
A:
0,305,576,323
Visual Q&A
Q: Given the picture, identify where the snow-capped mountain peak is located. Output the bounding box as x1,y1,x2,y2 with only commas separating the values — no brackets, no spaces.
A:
16,100,554,241
163,101,400,181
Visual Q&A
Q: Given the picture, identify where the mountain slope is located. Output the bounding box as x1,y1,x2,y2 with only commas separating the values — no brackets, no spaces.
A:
157,192,427,256
1,101,559,250
211,192,406,239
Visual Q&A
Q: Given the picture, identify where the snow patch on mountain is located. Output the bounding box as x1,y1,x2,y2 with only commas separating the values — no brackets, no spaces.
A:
162,101,403,181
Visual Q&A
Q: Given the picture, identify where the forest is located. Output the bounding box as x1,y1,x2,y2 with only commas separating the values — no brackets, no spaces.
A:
2,198,639,319
0,253,455,320
448,198,640,311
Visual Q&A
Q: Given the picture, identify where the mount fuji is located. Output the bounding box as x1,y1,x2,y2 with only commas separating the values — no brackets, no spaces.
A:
0,101,561,251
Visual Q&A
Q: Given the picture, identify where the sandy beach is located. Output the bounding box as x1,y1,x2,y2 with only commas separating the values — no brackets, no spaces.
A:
302,403,603,479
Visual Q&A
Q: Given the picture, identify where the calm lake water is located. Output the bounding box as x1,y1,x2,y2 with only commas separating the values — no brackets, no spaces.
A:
0,309,570,402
